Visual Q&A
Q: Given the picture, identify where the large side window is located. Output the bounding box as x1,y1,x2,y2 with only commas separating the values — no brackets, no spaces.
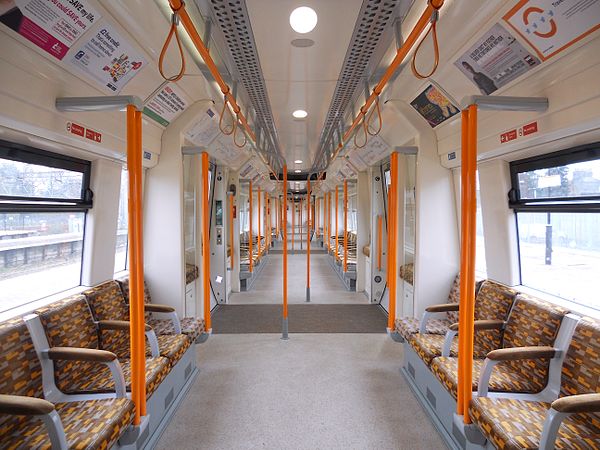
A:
509,143,600,309
0,140,92,313
114,168,128,273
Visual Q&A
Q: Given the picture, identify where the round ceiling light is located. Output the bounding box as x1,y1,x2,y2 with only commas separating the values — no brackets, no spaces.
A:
294,159,303,164
292,109,308,119
295,169,301,173
290,7,317,34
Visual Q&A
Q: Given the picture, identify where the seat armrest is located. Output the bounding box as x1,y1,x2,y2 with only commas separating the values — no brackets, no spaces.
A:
449,319,505,332
552,393,600,414
47,347,117,363
478,346,559,397
0,394,68,448
98,319,152,332
145,303,175,313
0,394,55,415
425,303,459,313
487,346,557,362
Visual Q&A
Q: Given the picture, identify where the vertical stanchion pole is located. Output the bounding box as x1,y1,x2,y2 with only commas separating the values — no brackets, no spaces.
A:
258,187,262,258
335,186,339,260
282,167,289,339
229,193,234,270
457,109,469,415
300,198,303,250
126,105,145,424
291,198,295,252
249,182,253,272
377,215,382,271
306,179,311,302
324,194,329,251
201,152,212,332
463,105,478,423
343,180,348,273
387,152,398,331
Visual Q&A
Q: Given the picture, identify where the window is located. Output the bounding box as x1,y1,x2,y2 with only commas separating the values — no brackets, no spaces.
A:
510,143,600,309
114,168,128,273
0,140,91,313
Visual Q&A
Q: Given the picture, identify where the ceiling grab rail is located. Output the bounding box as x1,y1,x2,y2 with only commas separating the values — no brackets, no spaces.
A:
366,94,383,136
319,0,445,178
218,97,236,135
165,0,280,182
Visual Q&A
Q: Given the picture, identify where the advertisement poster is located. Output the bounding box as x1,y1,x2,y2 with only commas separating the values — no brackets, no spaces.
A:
68,23,146,93
410,84,460,128
184,107,221,145
144,84,190,127
455,23,540,95
504,0,600,61
0,0,100,60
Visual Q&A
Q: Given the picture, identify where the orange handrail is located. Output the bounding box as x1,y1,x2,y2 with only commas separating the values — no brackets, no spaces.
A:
321,0,445,172
377,215,382,271
126,105,146,424
166,0,280,181
291,198,295,251
249,182,253,272
335,187,339,259
387,152,399,330
258,187,262,259
343,180,348,272
201,152,211,331
282,167,288,327
229,193,234,270
306,180,311,292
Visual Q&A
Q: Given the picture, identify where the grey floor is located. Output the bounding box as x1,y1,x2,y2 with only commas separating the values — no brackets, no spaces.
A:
230,253,367,305
156,334,445,450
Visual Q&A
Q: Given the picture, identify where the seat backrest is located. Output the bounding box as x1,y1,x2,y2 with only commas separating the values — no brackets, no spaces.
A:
472,280,518,357
116,276,152,305
445,274,461,323
559,317,600,431
83,280,130,320
0,317,45,432
502,294,569,391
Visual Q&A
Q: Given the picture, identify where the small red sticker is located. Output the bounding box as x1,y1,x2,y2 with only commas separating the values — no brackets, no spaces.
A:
500,129,518,143
522,121,538,136
85,128,102,143
67,122,85,137
67,122,101,143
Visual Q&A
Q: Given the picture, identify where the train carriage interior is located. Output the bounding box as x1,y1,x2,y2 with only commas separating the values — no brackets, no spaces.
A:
1,0,600,448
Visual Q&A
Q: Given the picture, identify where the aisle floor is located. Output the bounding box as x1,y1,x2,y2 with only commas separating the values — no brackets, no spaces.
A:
156,334,445,450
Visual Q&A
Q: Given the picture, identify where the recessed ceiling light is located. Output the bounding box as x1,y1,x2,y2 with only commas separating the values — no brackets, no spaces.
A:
290,7,317,34
295,169,301,173
294,159,303,164
292,109,308,119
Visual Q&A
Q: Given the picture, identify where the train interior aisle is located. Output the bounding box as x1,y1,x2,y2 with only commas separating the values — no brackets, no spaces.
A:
1,0,600,449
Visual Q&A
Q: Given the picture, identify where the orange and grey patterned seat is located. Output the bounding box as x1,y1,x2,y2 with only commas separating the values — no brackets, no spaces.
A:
117,276,205,342
83,280,191,367
394,275,461,341
34,295,170,399
0,317,135,449
469,317,600,450
430,294,569,399
408,280,518,366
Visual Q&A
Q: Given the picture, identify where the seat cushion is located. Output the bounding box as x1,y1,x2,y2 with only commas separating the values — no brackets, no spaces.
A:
470,397,600,449
431,357,548,400
156,334,191,366
147,317,205,342
54,356,169,400
408,334,459,366
0,398,135,450
394,317,451,341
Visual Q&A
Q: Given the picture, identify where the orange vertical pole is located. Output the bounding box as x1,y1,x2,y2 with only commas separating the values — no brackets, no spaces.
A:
324,194,329,250
126,105,145,424
377,215,382,271
282,167,288,338
229,193,234,270
291,199,295,252
335,186,339,260
201,152,212,332
257,187,262,258
387,152,398,330
300,198,303,250
249,182,253,272
306,179,311,302
343,180,348,272
462,105,478,423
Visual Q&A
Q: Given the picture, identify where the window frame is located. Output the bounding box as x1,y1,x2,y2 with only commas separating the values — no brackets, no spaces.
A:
508,142,600,212
0,139,93,212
